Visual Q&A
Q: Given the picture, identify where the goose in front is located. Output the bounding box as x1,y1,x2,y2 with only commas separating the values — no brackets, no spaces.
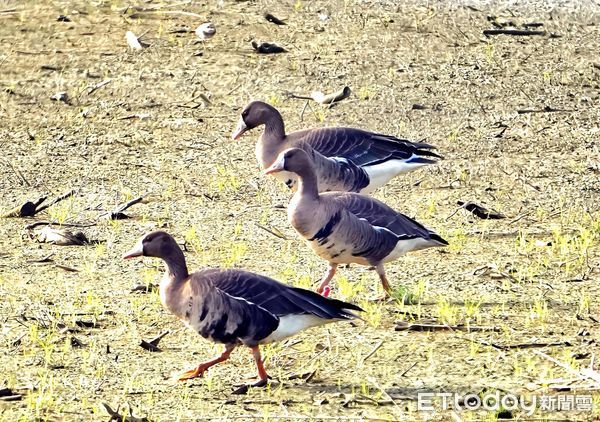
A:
123,231,362,389
232,101,441,194
264,148,448,297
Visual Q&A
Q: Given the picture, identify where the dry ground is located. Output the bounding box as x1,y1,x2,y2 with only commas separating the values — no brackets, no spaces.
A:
0,0,599,420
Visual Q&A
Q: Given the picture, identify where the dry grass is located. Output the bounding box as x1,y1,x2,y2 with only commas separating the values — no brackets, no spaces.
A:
0,0,598,420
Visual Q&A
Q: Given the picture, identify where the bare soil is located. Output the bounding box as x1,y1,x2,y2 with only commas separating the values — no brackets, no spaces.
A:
0,0,598,420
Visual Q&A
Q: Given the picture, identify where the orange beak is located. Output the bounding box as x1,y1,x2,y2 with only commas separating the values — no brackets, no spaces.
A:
123,239,144,260
263,155,285,175
232,118,248,140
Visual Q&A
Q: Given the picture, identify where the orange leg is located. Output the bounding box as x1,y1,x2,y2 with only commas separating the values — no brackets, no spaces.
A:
250,346,269,386
178,344,236,381
376,264,392,297
316,263,338,297
231,346,271,394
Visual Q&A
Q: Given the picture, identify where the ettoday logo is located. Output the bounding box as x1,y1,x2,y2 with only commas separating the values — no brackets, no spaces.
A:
417,392,594,415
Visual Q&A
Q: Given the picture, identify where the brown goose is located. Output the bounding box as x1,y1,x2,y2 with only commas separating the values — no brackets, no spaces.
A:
264,148,448,297
123,231,362,388
232,101,440,194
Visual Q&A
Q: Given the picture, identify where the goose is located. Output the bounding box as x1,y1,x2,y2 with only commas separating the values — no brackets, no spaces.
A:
263,148,448,297
232,101,440,194
123,231,362,388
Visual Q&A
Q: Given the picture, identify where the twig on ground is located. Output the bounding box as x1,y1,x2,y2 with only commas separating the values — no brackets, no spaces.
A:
137,10,204,19
362,340,384,363
475,339,572,350
517,106,574,114
254,223,287,240
368,376,402,412
87,79,111,95
534,350,600,388
117,113,150,120
41,64,62,71
399,361,417,376
26,254,54,264
285,370,316,381
54,264,79,272
24,221,96,230
483,29,546,37
395,321,500,332
523,22,544,28
299,100,309,121
5,160,30,186
509,209,535,224
473,264,518,283
465,228,577,238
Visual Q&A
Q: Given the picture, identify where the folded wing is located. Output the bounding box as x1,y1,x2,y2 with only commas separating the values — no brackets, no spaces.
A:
302,127,440,167
329,192,448,245
199,269,362,319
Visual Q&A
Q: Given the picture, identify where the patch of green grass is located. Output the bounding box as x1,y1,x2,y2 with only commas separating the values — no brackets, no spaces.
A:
266,93,282,107
359,300,383,328
210,165,240,195
391,278,428,305
222,240,248,267
447,127,460,143
46,196,75,225
312,106,326,123
526,298,548,327
484,42,494,64
446,228,467,252
435,297,459,325
337,275,364,301
357,86,371,100
183,225,200,249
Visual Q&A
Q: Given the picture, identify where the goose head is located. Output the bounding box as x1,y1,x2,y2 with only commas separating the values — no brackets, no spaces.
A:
264,148,312,176
232,101,280,140
123,231,179,260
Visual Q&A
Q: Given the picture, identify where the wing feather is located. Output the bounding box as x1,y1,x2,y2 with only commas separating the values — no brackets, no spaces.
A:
301,128,440,167
199,269,362,319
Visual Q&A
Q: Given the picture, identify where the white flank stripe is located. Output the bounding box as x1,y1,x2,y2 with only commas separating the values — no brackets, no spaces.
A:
382,237,438,263
260,314,329,344
362,158,430,193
